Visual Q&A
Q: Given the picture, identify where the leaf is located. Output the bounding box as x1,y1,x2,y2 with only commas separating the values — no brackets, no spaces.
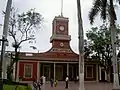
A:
86,24,116,70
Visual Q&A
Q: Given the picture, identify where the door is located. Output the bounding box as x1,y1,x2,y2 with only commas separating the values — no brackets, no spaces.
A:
101,70,105,81
43,65,50,81
56,65,63,80
69,66,74,80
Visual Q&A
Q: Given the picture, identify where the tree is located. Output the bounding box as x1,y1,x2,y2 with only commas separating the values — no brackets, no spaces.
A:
77,0,84,90
88,0,120,89
84,39,93,59
6,8,43,80
86,24,120,81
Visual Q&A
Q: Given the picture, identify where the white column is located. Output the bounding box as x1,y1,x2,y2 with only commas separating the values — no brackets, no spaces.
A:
67,63,69,76
96,64,99,82
37,62,40,81
54,63,56,81
99,66,101,80
2,56,7,79
105,71,107,81
16,62,19,81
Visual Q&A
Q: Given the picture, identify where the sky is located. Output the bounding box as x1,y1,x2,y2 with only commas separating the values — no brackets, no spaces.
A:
0,0,120,54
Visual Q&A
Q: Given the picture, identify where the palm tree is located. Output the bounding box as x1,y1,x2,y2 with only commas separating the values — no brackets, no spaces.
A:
88,0,120,89
77,0,84,90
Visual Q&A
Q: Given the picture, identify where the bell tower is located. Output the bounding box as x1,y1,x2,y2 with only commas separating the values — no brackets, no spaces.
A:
50,15,71,49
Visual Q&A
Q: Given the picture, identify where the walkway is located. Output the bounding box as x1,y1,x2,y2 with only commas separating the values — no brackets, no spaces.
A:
31,82,113,90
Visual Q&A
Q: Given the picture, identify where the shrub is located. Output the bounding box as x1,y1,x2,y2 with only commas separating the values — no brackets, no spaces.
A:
15,85,32,90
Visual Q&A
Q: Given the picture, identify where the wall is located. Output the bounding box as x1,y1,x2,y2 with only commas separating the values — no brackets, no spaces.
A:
19,61,37,81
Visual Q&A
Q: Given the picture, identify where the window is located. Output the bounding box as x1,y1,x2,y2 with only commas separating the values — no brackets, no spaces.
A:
86,65,93,78
24,64,33,78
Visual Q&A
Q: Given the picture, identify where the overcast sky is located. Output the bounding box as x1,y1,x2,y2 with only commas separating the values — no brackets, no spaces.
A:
0,0,120,53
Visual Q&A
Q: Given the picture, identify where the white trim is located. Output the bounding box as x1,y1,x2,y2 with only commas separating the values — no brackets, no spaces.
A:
19,60,78,63
86,65,93,78
19,60,39,63
23,64,33,78
25,53,33,56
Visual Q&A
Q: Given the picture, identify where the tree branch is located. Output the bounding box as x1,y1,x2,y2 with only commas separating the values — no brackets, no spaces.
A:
9,24,17,43
18,37,35,46
25,24,32,39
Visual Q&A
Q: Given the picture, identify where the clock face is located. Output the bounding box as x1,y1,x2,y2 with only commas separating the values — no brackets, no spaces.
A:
60,42,64,47
59,26,65,31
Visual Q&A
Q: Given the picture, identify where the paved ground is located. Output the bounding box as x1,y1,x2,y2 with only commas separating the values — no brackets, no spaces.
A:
31,82,113,90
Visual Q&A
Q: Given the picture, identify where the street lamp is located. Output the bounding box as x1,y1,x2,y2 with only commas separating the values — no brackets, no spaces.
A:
0,36,8,90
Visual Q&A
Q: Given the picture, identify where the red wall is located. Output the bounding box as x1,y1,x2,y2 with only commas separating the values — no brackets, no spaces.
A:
19,61,37,81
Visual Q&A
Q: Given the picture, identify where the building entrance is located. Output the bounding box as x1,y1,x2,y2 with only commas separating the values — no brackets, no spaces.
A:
43,65,50,81
56,65,63,80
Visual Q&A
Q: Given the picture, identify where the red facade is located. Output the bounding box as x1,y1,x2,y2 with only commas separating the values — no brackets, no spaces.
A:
17,15,99,82
19,61,37,81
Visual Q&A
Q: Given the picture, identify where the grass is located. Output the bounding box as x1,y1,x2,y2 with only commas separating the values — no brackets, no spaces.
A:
3,84,32,90
4,85,16,90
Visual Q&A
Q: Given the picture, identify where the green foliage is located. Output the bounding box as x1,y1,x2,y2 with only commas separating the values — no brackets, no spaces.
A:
86,24,120,73
26,85,32,90
4,85,16,90
4,85,32,90
9,8,43,48
6,7,43,80
16,85,32,90
88,0,119,24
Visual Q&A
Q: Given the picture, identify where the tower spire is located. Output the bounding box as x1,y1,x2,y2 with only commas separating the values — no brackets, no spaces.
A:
61,0,63,16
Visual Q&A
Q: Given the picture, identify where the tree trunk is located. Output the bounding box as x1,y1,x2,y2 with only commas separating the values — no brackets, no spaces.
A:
7,47,19,81
109,0,120,89
106,69,111,82
77,0,84,90
110,23,120,89
14,47,19,81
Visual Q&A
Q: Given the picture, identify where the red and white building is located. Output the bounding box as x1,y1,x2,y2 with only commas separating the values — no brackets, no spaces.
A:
15,15,101,82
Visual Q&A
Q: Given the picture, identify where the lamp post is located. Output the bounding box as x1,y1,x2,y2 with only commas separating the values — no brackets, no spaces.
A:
0,37,8,90
77,0,84,90
0,0,12,90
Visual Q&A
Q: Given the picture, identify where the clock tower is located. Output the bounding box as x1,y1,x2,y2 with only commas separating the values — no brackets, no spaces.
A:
50,15,71,49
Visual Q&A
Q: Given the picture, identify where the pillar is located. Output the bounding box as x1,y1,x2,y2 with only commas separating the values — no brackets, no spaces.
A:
37,62,40,81
99,66,101,80
105,71,107,81
67,63,69,76
54,63,56,81
16,62,19,81
96,64,99,82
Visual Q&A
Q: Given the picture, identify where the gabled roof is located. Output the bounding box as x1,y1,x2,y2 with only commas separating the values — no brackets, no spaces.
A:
19,46,79,62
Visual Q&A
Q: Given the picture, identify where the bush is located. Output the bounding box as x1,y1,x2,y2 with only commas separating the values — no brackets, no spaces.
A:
3,79,28,86
4,85,16,90
16,85,32,90
3,79,32,90
4,85,32,90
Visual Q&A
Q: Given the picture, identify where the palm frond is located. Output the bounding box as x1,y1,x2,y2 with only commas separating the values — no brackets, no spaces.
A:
116,0,120,4
88,0,101,25
100,0,107,21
